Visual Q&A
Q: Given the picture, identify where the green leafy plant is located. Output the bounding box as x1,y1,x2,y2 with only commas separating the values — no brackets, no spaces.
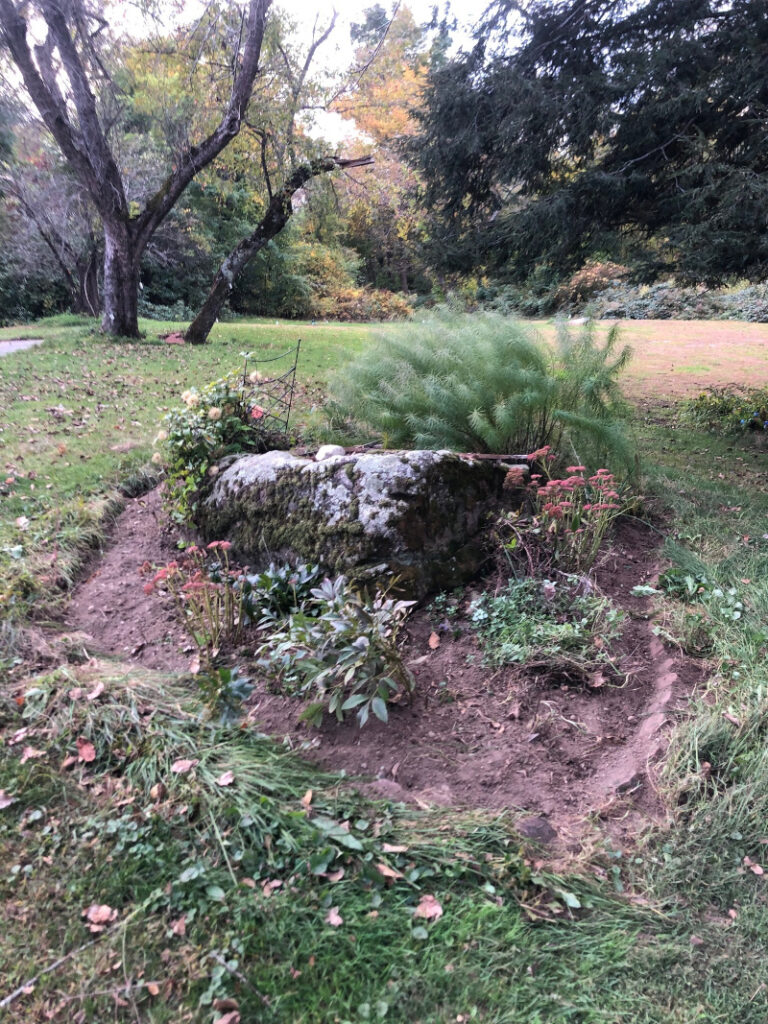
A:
239,561,325,625
470,575,623,671
330,311,634,470
256,575,415,727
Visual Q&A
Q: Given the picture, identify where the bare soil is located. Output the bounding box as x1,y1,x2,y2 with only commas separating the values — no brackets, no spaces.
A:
65,490,707,850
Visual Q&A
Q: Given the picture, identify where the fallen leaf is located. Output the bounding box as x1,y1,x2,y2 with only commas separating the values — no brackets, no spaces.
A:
60,755,77,770
301,788,313,807
428,632,440,650
728,908,738,919
86,682,105,701
213,1013,240,1024
76,738,96,763
326,868,345,883
414,894,444,921
690,934,704,947
150,782,166,801
0,790,17,810
10,727,29,745
68,688,84,701
20,746,45,764
290,967,302,979
170,916,186,937
213,997,240,1012
146,982,160,997
262,879,283,896
171,758,198,774
84,904,118,932
325,906,343,927
216,770,235,787
189,655,200,674
381,843,408,853
15,516,30,531
376,861,404,880
722,713,741,727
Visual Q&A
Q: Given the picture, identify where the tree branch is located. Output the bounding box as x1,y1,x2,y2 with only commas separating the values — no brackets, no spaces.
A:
134,0,272,253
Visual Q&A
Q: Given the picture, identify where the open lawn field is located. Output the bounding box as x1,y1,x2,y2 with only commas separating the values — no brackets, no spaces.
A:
2,313,768,1023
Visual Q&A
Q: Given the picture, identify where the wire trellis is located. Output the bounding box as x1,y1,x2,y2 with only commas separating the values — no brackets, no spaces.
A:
239,339,301,434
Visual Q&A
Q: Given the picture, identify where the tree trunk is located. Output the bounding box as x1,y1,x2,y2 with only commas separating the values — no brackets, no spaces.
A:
73,247,100,317
102,222,140,337
185,156,374,345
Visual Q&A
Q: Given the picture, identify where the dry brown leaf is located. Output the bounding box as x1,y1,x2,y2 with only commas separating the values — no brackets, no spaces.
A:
87,682,105,701
301,788,313,808
20,746,45,764
262,879,283,896
0,790,17,810
326,868,345,883
60,755,77,770
213,997,240,1011
381,843,408,853
728,908,738,919
216,770,235,787
325,906,343,927
170,916,186,937
150,782,166,801
376,861,404,880
171,758,198,774
84,904,117,932
146,982,160,997
690,934,704,947
213,1013,241,1024
723,712,741,727
413,894,444,921
428,632,440,650
76,738,96,763
68,688,84,701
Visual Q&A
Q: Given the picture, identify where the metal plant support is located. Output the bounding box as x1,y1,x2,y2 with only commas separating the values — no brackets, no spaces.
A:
240,339,301,434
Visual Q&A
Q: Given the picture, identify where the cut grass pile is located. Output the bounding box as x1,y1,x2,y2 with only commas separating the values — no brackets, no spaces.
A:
3,314,768,1021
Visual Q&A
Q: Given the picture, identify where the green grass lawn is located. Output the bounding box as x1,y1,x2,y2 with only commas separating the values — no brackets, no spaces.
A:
3,313,768,1022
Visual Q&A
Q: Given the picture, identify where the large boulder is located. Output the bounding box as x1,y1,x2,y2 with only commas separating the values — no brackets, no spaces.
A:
199,449,527,597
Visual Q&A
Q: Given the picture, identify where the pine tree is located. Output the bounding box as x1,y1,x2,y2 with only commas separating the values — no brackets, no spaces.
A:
410,0,768,284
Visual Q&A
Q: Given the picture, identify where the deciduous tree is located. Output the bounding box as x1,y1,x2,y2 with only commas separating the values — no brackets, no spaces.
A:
0,0,271,336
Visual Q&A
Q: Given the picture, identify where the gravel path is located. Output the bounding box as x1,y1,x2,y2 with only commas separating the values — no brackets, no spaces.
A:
0,338,45,356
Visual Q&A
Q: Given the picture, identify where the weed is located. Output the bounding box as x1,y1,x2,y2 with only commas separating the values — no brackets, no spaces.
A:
470,575,623,671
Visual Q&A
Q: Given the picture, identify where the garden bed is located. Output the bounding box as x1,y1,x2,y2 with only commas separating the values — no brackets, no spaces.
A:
65,491,706,849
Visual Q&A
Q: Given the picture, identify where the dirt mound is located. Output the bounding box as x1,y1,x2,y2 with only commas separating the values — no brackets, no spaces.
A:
64,492,706,847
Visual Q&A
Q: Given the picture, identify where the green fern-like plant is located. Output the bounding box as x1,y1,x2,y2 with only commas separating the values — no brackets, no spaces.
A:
330,312,634,470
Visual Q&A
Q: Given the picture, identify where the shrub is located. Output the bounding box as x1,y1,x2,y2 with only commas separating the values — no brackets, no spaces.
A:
256,575,415,727
682,386,768,435
312,286,413,322
155,365,291,521
552,261,630,309
330,312,634,471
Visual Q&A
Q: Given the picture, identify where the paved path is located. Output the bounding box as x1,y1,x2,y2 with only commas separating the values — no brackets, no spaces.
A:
0,339,44,357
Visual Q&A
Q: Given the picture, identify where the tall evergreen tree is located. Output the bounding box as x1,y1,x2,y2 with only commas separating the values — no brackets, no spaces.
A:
410,0,768,284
